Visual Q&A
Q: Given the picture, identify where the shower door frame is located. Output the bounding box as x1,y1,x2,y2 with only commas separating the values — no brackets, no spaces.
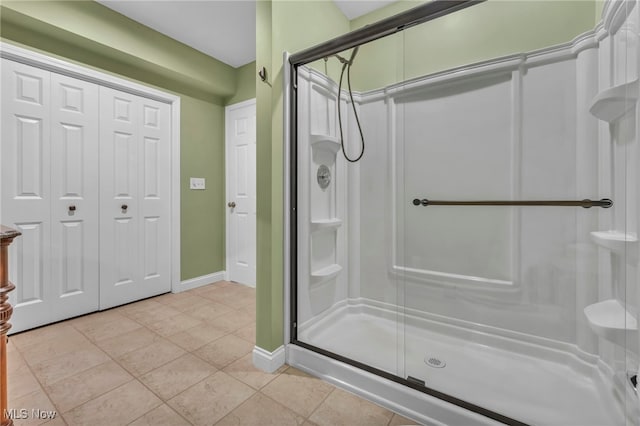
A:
286,1,529,425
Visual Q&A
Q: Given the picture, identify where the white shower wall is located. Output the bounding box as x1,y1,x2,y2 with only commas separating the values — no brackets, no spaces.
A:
392,58,588,345
296,0,639,379
301,53,598,340
296,69,350,324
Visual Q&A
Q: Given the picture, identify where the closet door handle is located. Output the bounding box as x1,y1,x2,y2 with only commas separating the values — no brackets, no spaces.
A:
228,202,236,208
68,205,76,212
121,204,128,211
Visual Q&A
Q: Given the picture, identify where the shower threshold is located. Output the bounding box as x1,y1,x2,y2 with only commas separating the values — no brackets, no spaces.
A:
297,301,626,426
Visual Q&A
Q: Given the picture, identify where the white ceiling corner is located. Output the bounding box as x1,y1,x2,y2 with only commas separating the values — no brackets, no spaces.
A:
97,0,256,68
96,0,398,68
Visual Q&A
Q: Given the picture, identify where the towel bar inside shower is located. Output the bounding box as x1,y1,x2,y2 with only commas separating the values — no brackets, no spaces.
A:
411,198,613,208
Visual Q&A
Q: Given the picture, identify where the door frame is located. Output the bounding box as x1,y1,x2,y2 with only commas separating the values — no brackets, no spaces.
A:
225,98,257,286
0,42,182,293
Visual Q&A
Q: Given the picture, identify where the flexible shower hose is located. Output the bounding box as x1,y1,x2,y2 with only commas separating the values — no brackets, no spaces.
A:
337,60,365,163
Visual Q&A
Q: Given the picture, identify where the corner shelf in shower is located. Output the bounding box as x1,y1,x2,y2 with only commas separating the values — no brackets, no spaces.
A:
310,264,342,285
590,231,638,257
589,79,638,122
310,134,341,154
310,218,342,232
584,299,637,346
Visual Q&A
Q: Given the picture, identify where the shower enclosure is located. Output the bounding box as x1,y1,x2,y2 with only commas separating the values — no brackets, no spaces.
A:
286,0,640,424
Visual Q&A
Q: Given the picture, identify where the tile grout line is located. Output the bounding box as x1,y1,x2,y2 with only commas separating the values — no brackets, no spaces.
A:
83,311,200,380
299,385,338,423
190,343,254,371
18,322,134,420
9,282,260,426
8,331,105,424
68,289,233,425
6,349,60,426
221,356,286,392
62,379,143,425
48,312,183,418
42,362,134,417
253,389,313,423
163,370,256,425
124,377,193,426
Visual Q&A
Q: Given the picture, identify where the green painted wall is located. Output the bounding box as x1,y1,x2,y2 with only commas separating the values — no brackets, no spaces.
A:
0,0,246,281
180,97,226,279
256,0,275,352
255,0,350,352
226,61,257,106
1,1,235,99
350,0,598,91
595,0,605,24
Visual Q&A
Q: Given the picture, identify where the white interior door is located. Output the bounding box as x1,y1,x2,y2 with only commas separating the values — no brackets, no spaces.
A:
1,60,100,332
99,86,171,308
226,99,256,287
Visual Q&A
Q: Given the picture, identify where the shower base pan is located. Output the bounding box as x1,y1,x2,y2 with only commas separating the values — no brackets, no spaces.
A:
293,301,626,425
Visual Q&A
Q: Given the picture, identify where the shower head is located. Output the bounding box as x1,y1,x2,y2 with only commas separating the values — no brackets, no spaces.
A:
331,47,360,66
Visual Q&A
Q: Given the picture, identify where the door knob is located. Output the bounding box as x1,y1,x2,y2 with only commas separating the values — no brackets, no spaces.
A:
228,202,236,208
68,205,76,212
121,204,128,211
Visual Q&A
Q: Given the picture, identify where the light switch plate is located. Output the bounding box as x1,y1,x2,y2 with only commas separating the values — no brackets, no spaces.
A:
190,177,206,190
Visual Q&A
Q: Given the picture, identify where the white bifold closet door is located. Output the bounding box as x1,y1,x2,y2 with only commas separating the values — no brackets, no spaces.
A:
1,60,100,330
1,59,172,332
99,87,171,309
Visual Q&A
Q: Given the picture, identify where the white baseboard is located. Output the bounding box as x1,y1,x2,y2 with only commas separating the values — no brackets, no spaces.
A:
253,345,286,373
175,271,226,293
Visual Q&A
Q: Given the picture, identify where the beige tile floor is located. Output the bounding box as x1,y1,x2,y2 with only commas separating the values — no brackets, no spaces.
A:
6,281,418,426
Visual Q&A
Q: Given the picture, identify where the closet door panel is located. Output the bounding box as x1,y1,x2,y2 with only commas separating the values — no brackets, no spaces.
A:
49,72,100,320
138,98,171,298
100,88,172,308
99,87,141,308
1,59,53,331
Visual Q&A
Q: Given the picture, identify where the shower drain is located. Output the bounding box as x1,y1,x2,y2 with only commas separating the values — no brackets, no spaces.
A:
424,356,446,368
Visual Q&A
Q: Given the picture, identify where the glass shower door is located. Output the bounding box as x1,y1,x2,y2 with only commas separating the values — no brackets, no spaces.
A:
290,0,640,424
396,2,636,424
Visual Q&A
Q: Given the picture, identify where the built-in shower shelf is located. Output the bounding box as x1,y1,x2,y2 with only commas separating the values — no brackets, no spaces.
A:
310,264,342,285
590,231,638,256
584,299,637,345
589,79,638,122
311,219,342,232
310,134,341,154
